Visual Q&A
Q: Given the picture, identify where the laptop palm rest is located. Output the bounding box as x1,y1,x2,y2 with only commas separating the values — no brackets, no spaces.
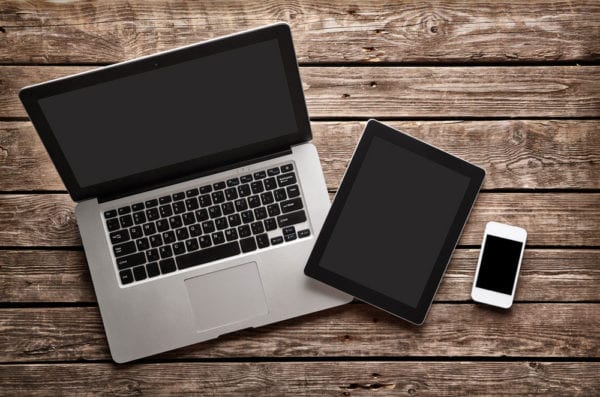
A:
184,262,269,332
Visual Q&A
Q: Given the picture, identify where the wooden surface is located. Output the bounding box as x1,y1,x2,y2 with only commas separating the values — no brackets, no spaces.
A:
0,1,598,395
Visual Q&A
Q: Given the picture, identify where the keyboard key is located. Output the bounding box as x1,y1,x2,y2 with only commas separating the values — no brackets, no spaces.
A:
254,207,267,220
136,237,150,251
159,205,173,218
199,194,212,207
146,262,160,278
212,191,225,204
283,226,295,235
281,163,294,173
274,188,287,201
277,210,306,228
238,225,251,238
145,199,158,208
150,234,163,247
271,236,284,245
185,237,199,252
120,215,133,228
169,215,183,229
176,241,240,270
261,191,274,205
215,217,228,230
228,213,242,227
110,229,130,245
227,177,240,187
225,187,238,201
146,249,159,262
120,269,134,284
202,220,215,234
234,198,248,211
186,188,199,197
238,184,251,197
240,174,252,183
185,198,199,211
256,234,270,248
130,226,143,239
133,265,147,281
200,185,212,194
267,167,280,176
155,220,168,233
116,252,146,270
199,235,212,248
118,206,131,215
251,222,264,235
106,218,120,231
159,245,173,259
241,210,254,224
113,241,136,257
221,202,235,215
213,181,226,190
240,237,257,253
162,231,175,244
173,242,186,255
189,224,202,237
172,201,186,214
146,208,159,221
132,202,144,212
225,228,238,241
284,232,297,242
159,195,172,204
251,181,264,194
212,231,225,245
298,229,310,238
195,208,209,222
133,211,146,225
264,218,277,231
267,204,281,217
159,258,176,274
209,205,222,218
248,196,261,208
176,227,189,241
182,212,196,225
172,192,185,201
277,173,296,187
254,170,266,179
104,209,117,218
287,185,300,198
264,177,277,190
280,198,303,213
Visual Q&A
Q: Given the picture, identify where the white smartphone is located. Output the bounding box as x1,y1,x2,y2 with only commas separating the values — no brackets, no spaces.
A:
471,221,527,308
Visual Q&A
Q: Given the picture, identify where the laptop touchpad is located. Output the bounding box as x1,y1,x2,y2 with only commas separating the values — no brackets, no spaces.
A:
184,262,268,332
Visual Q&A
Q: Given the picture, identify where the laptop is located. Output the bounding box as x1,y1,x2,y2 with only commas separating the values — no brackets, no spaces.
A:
19,23,352,363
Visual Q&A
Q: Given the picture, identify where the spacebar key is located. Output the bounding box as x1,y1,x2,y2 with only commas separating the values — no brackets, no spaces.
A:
176,241,240,270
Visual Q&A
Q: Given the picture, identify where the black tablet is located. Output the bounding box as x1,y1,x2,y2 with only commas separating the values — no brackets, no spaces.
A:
305,120,485,324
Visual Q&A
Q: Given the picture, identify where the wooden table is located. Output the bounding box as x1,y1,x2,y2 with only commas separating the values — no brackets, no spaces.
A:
1,1,599,395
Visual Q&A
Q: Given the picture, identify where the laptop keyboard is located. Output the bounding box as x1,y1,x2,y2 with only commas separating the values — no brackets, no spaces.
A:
103,163,311,286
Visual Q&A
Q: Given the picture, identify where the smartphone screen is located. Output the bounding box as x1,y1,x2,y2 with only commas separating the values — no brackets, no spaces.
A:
475,235,524,295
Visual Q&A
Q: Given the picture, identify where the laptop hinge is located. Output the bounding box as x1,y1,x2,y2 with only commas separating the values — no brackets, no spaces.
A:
98,147,293,203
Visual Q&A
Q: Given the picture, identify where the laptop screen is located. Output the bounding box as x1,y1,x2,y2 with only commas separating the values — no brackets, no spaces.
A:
36,38,300,190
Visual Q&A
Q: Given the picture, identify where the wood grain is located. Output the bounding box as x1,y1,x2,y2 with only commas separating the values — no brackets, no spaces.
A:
2,120,599,191
1,193,598,247
1,0,599,64
3,66,600,118
1,249,597,303
1,304,597,362
2,362,598,396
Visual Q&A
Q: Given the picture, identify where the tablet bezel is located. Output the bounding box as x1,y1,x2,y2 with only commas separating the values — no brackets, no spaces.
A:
304,119,485,325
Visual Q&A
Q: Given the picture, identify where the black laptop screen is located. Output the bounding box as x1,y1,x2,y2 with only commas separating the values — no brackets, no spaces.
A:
37,39,298,188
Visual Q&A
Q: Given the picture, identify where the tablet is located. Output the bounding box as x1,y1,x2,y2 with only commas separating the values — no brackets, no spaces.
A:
304,120,485,324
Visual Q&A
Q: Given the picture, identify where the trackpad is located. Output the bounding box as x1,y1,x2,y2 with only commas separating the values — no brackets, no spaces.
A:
185,262,268,332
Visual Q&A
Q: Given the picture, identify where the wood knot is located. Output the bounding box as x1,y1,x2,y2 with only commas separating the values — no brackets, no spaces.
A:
430,26,438,33
370,81,377,88
342,93,351,98
0,27,5,33
408,387,417,395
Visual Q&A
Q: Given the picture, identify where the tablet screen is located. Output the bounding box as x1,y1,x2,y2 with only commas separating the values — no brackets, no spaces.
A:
318,135,470,308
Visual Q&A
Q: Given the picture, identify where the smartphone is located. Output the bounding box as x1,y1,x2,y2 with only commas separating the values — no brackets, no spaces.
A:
471,221,527,308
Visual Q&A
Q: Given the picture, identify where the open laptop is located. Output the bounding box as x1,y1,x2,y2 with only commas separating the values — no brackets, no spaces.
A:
19,23,351,363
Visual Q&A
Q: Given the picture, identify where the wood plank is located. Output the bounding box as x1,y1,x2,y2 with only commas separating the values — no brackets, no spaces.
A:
2,362,598,396
1,304,597,362
3,66,600,118
0,193,598,247
2,120,599,191
1,249,597,303
1,0,599,64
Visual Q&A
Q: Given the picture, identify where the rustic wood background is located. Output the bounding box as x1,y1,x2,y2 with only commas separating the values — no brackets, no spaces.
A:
1,1,599,395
